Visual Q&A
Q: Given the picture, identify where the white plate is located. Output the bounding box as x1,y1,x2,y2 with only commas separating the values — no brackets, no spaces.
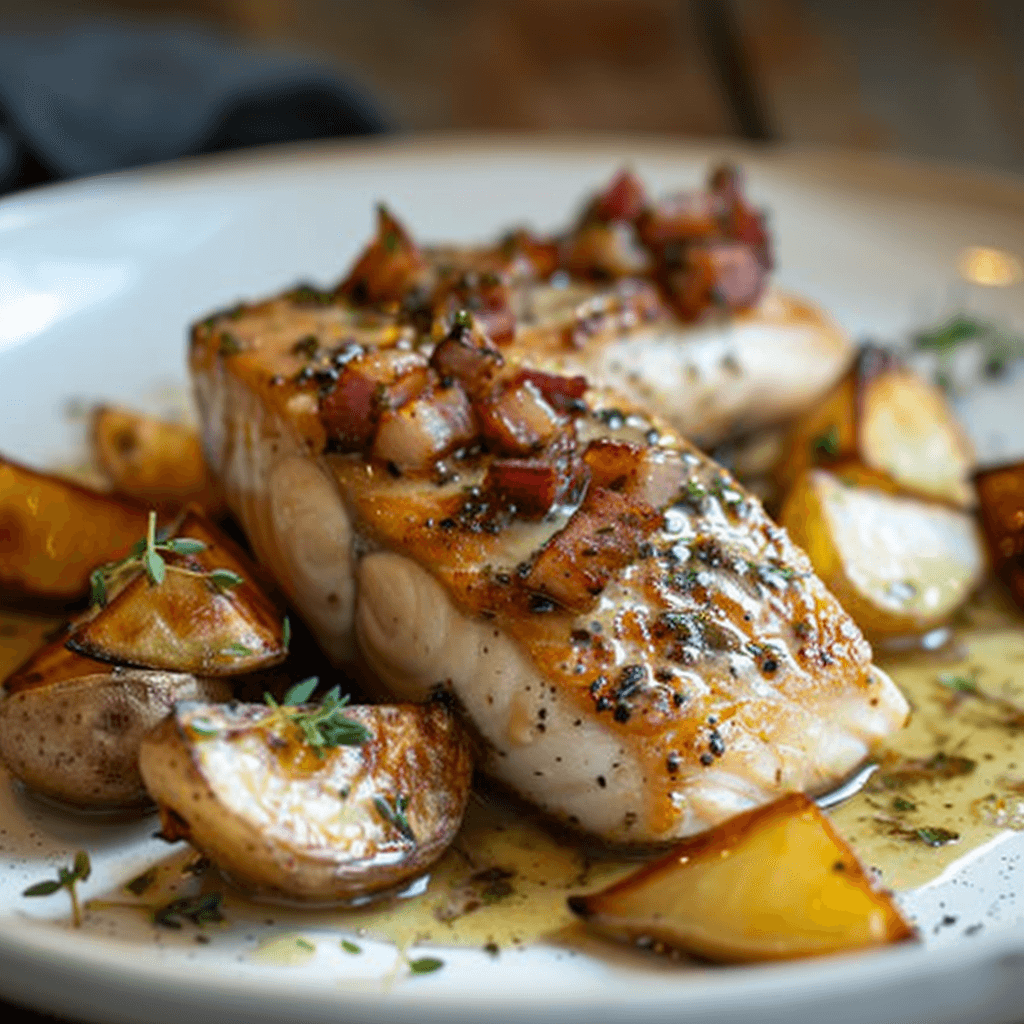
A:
2,136,1024,1024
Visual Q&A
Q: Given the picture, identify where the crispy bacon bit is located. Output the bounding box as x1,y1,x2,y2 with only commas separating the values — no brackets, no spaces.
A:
477,379,563,456
562,222,651,280
664,242,766,322
638,191,721,249
336,204,427,306
584,439,685,507
319,349,430,451
371,384,477,473
524,487,662,612
584,439,645,490
434,273,518,346
500,229,560,280
484,460,560,519
485,429,590,520
319,368,377,450
709,164,773,270
512,369,588,414
591,168,649,224
430,314,504,395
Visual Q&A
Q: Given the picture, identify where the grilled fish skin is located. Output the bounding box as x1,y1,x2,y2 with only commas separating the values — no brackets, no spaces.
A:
190,299,906,845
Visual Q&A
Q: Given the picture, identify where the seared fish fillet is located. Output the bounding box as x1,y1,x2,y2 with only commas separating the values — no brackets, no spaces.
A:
190,299,907,844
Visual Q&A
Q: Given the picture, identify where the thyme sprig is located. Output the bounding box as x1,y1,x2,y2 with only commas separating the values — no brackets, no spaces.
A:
23,850,91,927
914,313,1024,388
264,678,372,754
374,793,416,843
89,511,244,608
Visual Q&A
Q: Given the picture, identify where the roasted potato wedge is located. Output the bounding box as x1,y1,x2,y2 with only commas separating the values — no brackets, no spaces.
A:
0,455,151,604
974,459,1024,611
66,507,287,676
139,700,473,904
0,647,229,808
568,793,915,962
778,348,975,508
780,469,986,639
92,405,224,515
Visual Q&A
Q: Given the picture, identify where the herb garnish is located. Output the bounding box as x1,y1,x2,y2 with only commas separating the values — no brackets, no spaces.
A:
124,867,158,896
88,512,244,608
914,313,1024,388
23,850,91,927
264,678,372,754
915,826,960,848
154,892,224,929
374,793,416,843
407,956,444,975
341,939,362,954
811,424,840,460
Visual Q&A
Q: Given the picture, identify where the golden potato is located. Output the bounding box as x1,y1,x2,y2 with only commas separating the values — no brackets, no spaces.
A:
66,507,287,676
568,793,915,962
974,460,1024,612
92,405,224,515
780,469,986,639
0,455,151,605
777,348,975,508
0,654,229,808
139,700,474,903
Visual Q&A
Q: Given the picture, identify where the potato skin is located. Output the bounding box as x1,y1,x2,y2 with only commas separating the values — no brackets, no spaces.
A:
139,701,474,904
0,672,230,808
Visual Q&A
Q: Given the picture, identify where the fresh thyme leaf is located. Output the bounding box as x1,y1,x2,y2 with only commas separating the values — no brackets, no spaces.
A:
374,794,416,843
916,826,960,847
914,313,989,353
283,677,319,706
408,956,444,975
938,673,978,695
314,714,371,748
218,332,242,357
89,569,107,608
282,615,291,652
163,538,207,556
222,642,254,657
125,867,158,896
207,568,244,591
154,892,224,929
892,797,917,813
811,424,840,460
340,939,362,955
73,850,91,881
23,880,62,897
23,850,91,926
145,549,166,585
295,937,316,952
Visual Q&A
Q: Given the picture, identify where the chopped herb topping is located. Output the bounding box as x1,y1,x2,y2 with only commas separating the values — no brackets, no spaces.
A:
341,939,362,955
154,892,224,929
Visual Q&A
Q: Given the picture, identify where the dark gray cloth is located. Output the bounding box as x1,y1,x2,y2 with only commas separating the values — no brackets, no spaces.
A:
0,21,389,193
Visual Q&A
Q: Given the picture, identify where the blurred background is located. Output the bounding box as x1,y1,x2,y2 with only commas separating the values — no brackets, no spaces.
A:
1,0,1023,197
